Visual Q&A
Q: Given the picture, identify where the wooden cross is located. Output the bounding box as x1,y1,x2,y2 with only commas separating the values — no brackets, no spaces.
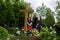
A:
19,3,33,31
19,3,33,40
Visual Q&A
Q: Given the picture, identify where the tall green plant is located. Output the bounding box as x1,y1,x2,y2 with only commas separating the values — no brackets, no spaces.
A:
45,8,55,27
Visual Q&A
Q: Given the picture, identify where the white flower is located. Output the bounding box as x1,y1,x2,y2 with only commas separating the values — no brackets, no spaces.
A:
4,24,7,26
16,39,19,40
16,27,19,30
54,31,56,34
11,34,14,37
16,31,20,35
50,26,52,29
7,38,10,40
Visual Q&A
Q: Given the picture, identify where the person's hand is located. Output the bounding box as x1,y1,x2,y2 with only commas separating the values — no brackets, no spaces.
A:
29,23,32,26
29,24,31,26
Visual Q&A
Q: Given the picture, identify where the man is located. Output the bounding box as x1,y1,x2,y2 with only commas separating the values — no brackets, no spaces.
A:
32,13,42,32
36,13,42,32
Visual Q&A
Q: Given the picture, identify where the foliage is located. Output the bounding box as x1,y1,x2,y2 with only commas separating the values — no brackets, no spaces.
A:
36,3,47,17
0,0,23,27
7,27,60,40
7,27,16,34
0,0,33,29
56,1,60,27
31,29,39,35
36,3,55,27
45,8,55,27
40,27,56,40
0,26,8,40
28,27,56,40
18,27,58,40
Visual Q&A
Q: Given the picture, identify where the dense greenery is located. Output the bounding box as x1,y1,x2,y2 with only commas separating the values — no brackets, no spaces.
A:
0,0,60,40
36,2,60,37
56,1,60,27
0,0,24,28
45,8,55,27
37,3,55,27
0,0,32,29
0,26,8,40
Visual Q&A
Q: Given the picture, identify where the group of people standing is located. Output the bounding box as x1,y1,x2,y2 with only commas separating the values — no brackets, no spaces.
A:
22,13,42,32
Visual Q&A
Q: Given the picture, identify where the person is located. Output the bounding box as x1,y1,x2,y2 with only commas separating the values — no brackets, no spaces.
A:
22,14,33,30
31,13,42,32
31,14,38,29
36,13,42,32
27,14,33,30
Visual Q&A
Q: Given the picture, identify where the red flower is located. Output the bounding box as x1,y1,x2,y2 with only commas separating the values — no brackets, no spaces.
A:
27,25,32,30
22,24,32,30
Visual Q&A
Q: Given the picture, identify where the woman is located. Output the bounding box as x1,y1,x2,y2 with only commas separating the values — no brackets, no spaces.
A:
22,14,33,30
32,14,38,29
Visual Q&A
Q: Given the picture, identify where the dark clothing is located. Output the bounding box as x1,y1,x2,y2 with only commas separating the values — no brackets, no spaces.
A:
55,25,60,36
36,20,42,32
32,16,42,32
32,17,38,28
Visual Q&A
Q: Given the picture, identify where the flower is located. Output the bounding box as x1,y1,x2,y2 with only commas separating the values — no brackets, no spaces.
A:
50,26,52,29
21,25,32,31
27,26,32,30
22,26,32,30
16,31,21,35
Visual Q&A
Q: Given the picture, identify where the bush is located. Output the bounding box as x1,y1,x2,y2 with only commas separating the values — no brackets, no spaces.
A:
0,26,8,40
7,27,16,34
40,27,56,40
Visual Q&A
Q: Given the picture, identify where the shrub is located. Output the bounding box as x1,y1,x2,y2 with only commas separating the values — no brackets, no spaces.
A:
7,27,16,34
40,27,56,40
0,26,8,40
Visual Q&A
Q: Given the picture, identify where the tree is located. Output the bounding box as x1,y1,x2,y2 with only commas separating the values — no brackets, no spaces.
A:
55,1,60,35
0,0,33,29
36,3,47,27
36,3,47,17
45,8,55,27
36,3,55,27
56,1,60,27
